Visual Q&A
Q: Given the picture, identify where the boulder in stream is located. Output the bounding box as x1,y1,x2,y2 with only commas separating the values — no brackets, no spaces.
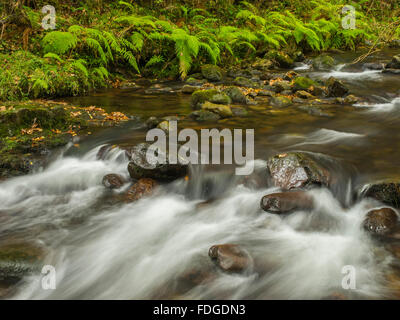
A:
102,174,125,189
267,152,331,190
326,77,349,97
386,55,400,69
361,181,400,208
191,89,231,109
209,244,253,273
125,178,157,202
260,191,314,214
363,207,398,236
312,55,335,71
201,101,233,118
127,143,188,181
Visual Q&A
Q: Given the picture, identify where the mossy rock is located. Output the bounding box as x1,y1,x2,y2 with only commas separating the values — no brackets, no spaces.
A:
293,76,317,91
271,96,292,107
312,55,335,71
233,77,258,88
201,64,222,82
186,77,206,86
265,50,294,68
191,89,231,109
222,86,247,104
201,101,233,118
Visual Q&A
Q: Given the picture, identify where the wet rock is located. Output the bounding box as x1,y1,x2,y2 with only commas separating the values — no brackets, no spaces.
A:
181,85,198,94
363,208,398,236
260,191,314,214
295,90,315,99
191,89,231,109
201,64,222,82
299,106,334,118
201,101,233,118
157,120,171,132
188,110,221,122
222,86,247,104
265,50,294,68
293,76,316,91
312,55,335,71
96,144,112,160
127,143,188,181
267,152,331,190
125,178,157,202
361,181,400,208
363,63,385,70
145,116,160,129
102,174,125,189
387,55,400,69
209,244,252,273
271,96,292,108
326,77,349,97
0,242,46,284
234,77,258,88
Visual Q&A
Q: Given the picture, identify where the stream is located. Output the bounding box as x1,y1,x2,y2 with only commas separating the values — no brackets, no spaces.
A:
1,49,400,299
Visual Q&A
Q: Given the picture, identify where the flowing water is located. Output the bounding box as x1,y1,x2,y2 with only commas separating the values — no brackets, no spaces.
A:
1,50,400,299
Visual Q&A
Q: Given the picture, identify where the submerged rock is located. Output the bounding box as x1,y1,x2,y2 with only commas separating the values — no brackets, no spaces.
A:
363,208,398,236
361,181,400,208
102,174,125,189
127,143,188,181
188,110,221,121
326,77,349,97
191,89,231,109
267,152,331,190
312,55,335,71
125,178,157,202
209,244,252,273
201,64,222,82
260,191,314,214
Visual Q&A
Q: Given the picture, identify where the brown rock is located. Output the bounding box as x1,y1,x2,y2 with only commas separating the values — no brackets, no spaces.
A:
208,244,252,273
125,178,157,202
102,174,125,189
260,191,314,214
267,152,331,190
363,207,398,235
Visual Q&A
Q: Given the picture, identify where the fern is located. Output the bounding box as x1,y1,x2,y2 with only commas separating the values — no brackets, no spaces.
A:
42,31,78,55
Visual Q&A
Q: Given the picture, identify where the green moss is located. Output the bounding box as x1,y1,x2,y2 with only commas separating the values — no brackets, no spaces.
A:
293,76,317,91
190,89,231,109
